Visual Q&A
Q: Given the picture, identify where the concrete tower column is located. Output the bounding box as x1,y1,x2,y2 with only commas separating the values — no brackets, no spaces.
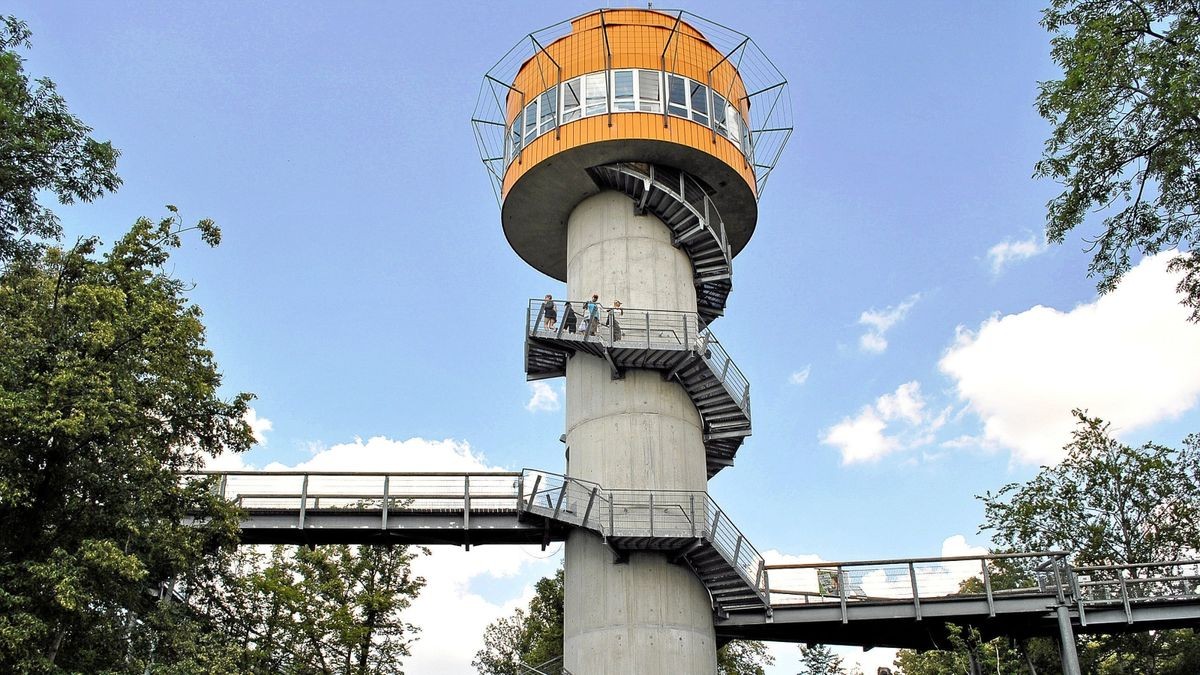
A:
562,190,716,674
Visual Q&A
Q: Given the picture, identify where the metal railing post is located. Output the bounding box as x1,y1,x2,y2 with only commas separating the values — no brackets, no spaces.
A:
689,494,696,538
218,474,228,500
1119,573,1133,623
464,475,472,538
516,473,525,510
609,493,616,536
526,474,542,512
763,567,771,610
982,558,995,617
382,475,390,530
683,314,690,352
838,568,849,624
908,562,922,621
733,534,744,570
709,508,723,541
582,487,598,528
648,492,655,537
552,482,566,520
299,474,309,530
645,312,651,349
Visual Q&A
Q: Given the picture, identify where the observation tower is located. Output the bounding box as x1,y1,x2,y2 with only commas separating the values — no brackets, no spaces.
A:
473,8,791,673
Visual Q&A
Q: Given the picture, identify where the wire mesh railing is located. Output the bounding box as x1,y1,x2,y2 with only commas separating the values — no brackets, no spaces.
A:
1074,560,1200,621
525,299,750,412
764,552,1073,615
188,471,523,514
518,469,768,603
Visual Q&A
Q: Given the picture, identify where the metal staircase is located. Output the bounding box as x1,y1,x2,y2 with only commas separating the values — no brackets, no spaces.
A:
518,470,770,615
587,163,733,324
525,301,751,478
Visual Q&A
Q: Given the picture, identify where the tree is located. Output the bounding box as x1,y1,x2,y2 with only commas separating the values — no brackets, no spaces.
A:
897,413,1200,674
0,213,254,672
181,543,426,675
719,639,775,675
797,644,852,675
473,569,564,675
0,16,121,264
980,411,1200,567
473,568,775,674
1035,1,1200,320
978,411,1200,674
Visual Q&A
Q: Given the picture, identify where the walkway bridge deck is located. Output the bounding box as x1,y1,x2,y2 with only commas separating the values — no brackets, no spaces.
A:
190,469,1200,658
525,300,751,477
716,554,1200,650
188,468,769,614
184,471,570,548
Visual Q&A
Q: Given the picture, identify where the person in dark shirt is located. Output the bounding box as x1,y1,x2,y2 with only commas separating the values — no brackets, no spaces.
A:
541,294,557,330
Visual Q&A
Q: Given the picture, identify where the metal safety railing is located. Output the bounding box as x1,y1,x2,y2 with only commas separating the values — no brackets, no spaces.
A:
186,470,523,519
526,299,750,412
518,469,768,603
1073,560,1200,625
765,552,1073,621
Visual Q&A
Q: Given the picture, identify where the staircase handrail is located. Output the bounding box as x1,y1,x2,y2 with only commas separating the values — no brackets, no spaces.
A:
517,468,768,604
525,298,750,412
601,162,732,266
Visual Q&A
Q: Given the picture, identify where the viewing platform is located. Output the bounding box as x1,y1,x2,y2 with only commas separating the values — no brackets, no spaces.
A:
525,299,751,477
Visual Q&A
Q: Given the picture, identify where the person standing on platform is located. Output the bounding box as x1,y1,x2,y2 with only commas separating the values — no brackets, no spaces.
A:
542,294,557,330
584,294,600,336
562,301,578,333
607,299,623,341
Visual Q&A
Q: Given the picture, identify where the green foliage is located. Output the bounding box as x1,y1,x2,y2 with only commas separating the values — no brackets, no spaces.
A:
899,413,1200,674
797,644,851,675
980,410,1200,566
0,214,253,672
718,639,775,675
1035,0,1200,319
473,568,774,674
181,544,426,675
473,568,564,675
0,16,121,264
893,625,1054,675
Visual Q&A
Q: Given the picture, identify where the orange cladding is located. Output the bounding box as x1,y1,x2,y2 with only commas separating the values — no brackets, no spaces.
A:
501,9,755,200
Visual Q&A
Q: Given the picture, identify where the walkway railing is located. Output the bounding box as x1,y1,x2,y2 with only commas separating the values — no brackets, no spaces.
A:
765,553,1200,621
765,552,1072,619
526,299,750,413
1074,560,1200,625
188,470,522,514
518,469,768,604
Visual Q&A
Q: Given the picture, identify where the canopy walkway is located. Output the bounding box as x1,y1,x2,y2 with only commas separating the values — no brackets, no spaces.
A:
191,468,1200,673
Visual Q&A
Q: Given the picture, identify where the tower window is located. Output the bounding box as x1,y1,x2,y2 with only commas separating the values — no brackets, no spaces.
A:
667,75,687,118
638,71,661,113
561,78,582,122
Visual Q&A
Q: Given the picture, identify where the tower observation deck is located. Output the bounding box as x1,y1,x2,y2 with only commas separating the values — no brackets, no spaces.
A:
473,8,791,673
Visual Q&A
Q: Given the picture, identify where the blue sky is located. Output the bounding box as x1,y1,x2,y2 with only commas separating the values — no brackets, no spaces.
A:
12,2,1200,672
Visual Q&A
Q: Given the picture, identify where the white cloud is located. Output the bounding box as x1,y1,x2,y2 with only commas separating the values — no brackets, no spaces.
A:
822,381,946,464
762,535,988,675
788,365,811,385
858,294,920,354
876,381,925,425
247,435,559,674
822,406,899,464
987,234,1046,274
244,407,273,445
939,253,1200,464
525,381,561,412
